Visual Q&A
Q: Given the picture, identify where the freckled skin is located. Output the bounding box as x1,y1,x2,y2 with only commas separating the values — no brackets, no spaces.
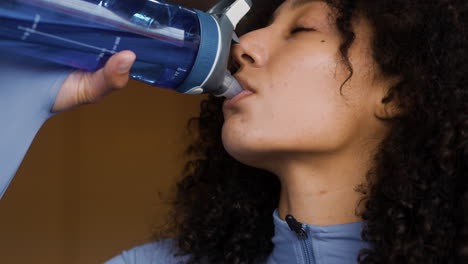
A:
221,0,394,225
222,1,386,170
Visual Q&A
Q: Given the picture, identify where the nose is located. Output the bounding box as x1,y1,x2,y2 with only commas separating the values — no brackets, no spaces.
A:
230,29,270,72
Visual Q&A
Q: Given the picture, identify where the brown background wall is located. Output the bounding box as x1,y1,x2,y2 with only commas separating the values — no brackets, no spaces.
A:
0,80,206,264
0,1,217,263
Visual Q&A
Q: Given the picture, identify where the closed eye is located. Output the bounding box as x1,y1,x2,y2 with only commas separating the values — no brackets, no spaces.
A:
291,27,316,34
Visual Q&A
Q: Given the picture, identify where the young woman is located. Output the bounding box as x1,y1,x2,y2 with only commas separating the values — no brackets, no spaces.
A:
1,0,465,263
104,0,468,263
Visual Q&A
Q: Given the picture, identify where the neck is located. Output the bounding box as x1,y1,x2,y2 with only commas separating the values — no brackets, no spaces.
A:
272,146,372,226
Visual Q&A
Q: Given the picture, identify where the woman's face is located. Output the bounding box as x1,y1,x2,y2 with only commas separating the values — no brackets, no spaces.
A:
222,0,390,170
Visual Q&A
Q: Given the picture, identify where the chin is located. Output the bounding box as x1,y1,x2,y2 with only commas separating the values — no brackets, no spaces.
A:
221,125,273,169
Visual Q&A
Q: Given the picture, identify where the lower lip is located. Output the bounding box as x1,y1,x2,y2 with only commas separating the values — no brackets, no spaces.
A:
223,90,254,109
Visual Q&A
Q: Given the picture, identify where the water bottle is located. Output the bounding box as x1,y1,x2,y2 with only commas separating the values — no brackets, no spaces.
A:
0,0,252,98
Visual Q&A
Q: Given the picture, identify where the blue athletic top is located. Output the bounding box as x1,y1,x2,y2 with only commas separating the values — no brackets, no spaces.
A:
0,53,370,264
0,51,72,198
105,209,370,264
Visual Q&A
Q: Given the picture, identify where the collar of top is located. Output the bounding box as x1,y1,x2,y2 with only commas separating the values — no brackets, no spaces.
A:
267,209,370,264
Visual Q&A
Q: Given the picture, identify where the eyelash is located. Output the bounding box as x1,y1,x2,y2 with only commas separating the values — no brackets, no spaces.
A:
291,27,316,34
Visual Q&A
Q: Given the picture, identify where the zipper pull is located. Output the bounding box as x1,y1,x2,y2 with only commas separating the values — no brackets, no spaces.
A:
285,214,308,240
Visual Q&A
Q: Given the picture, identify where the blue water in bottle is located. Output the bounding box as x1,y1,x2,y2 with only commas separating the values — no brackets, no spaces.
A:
0,0,205,89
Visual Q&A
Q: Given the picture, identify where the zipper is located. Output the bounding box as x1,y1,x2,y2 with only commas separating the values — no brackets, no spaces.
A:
286,214,314,264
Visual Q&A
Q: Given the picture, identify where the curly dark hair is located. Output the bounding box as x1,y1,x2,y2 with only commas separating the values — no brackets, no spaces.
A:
157,0,468,263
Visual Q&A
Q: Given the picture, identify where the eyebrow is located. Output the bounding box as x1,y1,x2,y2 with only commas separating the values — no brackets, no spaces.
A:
291,0,320,8
268,0,320,25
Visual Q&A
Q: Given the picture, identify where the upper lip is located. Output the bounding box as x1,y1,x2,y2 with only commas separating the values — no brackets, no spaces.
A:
233,75,256,94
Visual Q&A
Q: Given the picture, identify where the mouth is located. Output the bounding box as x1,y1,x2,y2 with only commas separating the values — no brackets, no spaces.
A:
223,77,255,110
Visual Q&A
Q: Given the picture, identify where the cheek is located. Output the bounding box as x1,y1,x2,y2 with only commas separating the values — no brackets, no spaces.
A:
222,51,352,158
262,51,350,145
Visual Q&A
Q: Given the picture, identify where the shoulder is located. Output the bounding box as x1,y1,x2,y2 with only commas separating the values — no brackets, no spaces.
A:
104,238,190,264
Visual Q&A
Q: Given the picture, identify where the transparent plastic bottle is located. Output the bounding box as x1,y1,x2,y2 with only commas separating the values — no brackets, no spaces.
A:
0,0,251,97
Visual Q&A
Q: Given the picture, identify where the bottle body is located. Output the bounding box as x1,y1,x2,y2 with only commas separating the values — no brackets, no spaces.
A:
0,0,202,89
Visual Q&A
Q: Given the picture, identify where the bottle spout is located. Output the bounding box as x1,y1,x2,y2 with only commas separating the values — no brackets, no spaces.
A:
215,71,243,98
